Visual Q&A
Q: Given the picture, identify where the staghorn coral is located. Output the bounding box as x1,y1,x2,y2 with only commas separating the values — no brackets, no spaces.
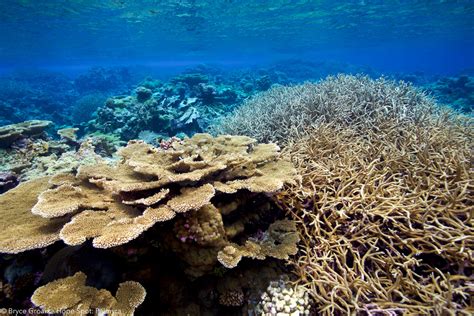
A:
214,76,473,314
210,75,436,144
31,271,145,316
279,119,473,315
0,134,299,275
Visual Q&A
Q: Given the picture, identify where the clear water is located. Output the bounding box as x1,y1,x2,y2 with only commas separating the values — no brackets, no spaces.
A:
1,0,473,75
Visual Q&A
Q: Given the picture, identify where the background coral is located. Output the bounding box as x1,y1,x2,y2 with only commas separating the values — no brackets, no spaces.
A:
70,93,107,123
211,74,436,144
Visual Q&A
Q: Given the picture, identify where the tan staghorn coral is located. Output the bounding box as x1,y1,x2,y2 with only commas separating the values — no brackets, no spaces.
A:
0,134,299,275
0,177,68,254
213,76,473,314
280,120,474,314
31,271,145,316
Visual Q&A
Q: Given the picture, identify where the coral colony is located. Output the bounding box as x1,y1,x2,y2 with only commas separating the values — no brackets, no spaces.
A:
0,71,472,315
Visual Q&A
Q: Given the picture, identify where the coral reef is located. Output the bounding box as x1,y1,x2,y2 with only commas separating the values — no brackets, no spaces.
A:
0,133,302,314
0,70,77,126
0,132,107,183
74,67,133,94
425,74,474,114
88,72,251,140
31,271,146,315
211,74,436,144
213,75,473,314
253,275,312,315
70,93,108,123
2,66,472,315
0,134,298,277
0,120,52,148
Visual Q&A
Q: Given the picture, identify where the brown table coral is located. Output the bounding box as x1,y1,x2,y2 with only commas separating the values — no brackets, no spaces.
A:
0,134,300,276
31,271,146,316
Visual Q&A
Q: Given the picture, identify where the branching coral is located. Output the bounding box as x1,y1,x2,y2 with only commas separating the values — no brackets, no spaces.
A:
210,75,436,144
279,119,473,314
213,75,473,314
0,133,299,274
31,271,146,316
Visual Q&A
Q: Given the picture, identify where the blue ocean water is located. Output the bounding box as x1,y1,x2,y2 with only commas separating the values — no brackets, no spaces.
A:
1,0,473,74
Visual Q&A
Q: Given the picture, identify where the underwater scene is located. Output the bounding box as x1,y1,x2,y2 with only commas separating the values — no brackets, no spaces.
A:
0,1,473,315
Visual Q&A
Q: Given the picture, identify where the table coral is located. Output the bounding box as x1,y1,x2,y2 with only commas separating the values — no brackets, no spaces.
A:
217,220,299,269
0,177,68,254
0,120,52,148
31,271,145,316
0,134,299,275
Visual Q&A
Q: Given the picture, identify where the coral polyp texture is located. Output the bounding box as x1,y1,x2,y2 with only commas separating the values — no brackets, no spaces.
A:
254,275,312,315
31,271,146,316
212,75,474,314
0,133,299,274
